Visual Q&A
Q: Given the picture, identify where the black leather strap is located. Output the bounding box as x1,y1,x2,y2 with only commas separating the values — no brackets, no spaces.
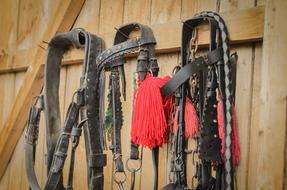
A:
207,48,223,65
25,105,42,190
44,102,79,190
161,57,205,97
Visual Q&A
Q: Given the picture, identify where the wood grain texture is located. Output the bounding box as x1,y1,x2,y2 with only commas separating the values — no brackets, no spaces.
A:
61,6,264,65
248,0,287,189
151,0,181,24
123,0,151,24
0,5,265,74
0,0,85,179
0,0,19,70
4,0,287,190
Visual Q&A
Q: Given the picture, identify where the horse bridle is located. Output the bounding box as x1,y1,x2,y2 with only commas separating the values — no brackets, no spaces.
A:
25,28,106,190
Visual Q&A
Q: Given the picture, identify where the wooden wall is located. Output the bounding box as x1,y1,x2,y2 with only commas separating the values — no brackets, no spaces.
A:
0,0,286,189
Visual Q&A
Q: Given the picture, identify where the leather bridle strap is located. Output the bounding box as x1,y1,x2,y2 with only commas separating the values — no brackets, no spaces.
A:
97,22,158,190
44,29,86,176
25,97,43,190
25,29,106,190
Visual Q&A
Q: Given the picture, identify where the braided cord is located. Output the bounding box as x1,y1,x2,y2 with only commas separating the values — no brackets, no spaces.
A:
194,11,233,190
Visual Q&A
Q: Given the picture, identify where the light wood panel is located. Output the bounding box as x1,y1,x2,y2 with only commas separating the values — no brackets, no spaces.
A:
4,0,287,190
248,0,287,189
123,0,152,24
0,5,265,74
0,0,85,179
0,0,19,70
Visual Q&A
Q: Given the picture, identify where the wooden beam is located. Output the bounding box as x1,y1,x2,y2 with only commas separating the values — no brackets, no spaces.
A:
248,0,287,189
0,6,264,73
62,6,264,64
0,0,85,179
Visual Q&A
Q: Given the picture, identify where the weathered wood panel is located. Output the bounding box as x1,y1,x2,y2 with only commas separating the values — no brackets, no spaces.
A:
248,0,287,189
2,0,287,190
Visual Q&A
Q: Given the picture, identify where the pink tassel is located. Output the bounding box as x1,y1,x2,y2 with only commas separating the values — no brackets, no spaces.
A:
217,97,240,166
131,74,172,148
173,97,199,139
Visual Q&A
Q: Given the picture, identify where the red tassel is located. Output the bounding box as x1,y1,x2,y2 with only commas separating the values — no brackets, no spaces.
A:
173,97,199,139
217,97,240,166
131,74,172,148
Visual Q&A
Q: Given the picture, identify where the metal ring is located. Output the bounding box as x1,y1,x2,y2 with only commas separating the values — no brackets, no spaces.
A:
125,158,142,173
113,170,127,184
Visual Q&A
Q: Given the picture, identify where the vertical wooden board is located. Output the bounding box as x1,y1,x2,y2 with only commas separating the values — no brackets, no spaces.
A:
0,165,10,189
14,72,26,93
10,71,27,189
99,0,124,47
63,64,87,189
150,0,181,24
248,0,287,187
21,132,30,189
220,0,254,11
73,0,101,33
123,0,152,24
247,43,262,190
257,0,265,6
8,135,25,190
17,0,42,44
139,148,153,190
0,0,18,69
0,74,15,126
231,45,254,190
181,0,217,20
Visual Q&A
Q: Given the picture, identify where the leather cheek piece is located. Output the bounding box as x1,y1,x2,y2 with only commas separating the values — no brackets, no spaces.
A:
89,154,107,167
63,102,80,132
130,144,139,160
207,48,223,65
160,57,206,96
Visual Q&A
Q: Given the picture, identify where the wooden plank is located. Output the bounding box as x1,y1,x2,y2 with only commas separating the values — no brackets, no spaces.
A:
247,43,263,190
181,0,217,19
0,0,19,70
17,0,42,44
72,0,101,33
151,0,181,24
0,6,265,73
99,0,124,47
0,0,85,179
0,165,10,189
9,135,25,190
61,6,264,65
123,0,152,24
248,0,287,189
